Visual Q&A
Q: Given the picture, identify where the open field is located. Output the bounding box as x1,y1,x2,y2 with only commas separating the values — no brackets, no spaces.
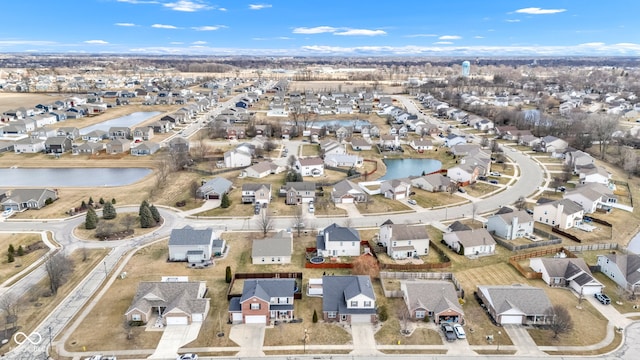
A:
0,232,48,284
0,93,65,114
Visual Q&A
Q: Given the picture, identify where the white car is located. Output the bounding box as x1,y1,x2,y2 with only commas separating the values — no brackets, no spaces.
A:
308,203,315,213
407,199,417,205
489,171,501,176
177,354,198,360
453,323,466,339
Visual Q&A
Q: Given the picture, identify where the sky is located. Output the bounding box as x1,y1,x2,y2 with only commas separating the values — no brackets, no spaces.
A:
0,0,639,57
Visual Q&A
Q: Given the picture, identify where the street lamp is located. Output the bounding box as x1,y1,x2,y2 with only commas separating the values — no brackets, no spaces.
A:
303,328,308,354
48,326,53,359
104,261,107,279
497,330,501,351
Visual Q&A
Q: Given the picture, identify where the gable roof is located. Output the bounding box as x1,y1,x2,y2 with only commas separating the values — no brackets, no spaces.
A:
169,226,216,246
322,275,376,313
401,280,463,316
199,177,233,195
445,228,496,248
478,285,552,315
601,253,640,285
322,223,360,242
242,183,271,192
383,223,429,241
252,230,292,258
492,209,534,224
125,281,208,316
240,278,296,303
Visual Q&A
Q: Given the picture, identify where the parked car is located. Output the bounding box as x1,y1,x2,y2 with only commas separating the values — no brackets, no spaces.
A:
490,171,501,176
478,176,488,181
441,323,457,342
489,180,499,184
595,293,611,305
177,354,198,360
453,323,466,339
457,187,466,193
407,199,417,205
254,205,261,215
308,203,315,213
525,208,534,215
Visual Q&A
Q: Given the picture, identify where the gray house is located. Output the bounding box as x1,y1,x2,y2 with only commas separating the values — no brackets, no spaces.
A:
322,275,377,324
1,188,58,211
168,226,218,265
196,177,233,199
45,136,73,154
130,141,160,156
252,230,293,264
476,285,554,325
400,280,464,323
125,281,209,325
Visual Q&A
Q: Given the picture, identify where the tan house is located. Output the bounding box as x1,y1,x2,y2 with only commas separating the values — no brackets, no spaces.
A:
401,280,464,324
125,281,209,325
106,138,131,154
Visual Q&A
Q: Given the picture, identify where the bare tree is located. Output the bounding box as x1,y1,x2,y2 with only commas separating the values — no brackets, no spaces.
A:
622,147,638,178
292,207,304,237
587,114,619,159
255,211,272,236
351,254,380,279
287,154,297,169
514,196,527,211
471,202,478,224
548,305,574,339
121,214,137,231
45,253,73,295
0,294,19,334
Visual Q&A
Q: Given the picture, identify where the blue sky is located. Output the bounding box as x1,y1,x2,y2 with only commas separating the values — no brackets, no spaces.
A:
0,0,638,56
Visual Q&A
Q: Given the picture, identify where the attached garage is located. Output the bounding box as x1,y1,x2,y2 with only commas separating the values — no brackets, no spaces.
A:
350,314,371,324
192,313,204,322
207,193,220,199
166,316,189,325
231,313,243,324
341,197,354,204
498,314,523,325
245,315,267,324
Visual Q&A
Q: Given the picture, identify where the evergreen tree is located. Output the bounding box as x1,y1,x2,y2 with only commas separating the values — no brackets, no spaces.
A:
7,252,14,263
99,197,105,205
221,193,231,208
16,245,24,256
111,198,116,204
139,200,149,216
8,244,15,255
85,208,98,229
378,305,389,322
102,201,117,220
88,197,94,207
312,309,318,323
225,266,232,283
149,204,161,223
80,200,87,210
139,206,154,228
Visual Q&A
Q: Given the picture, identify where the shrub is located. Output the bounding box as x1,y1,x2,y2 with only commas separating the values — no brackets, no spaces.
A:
149,204,161,223
7,252,14,263
85,208,98,230
16,245,24,256
45,197,53,205
102,201,117,220
378,305,388,322
225,266,232,283
312,310,318,323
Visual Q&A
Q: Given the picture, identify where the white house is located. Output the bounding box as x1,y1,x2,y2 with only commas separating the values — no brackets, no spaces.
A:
380,179,411,200
443,228,496,257
324,153,363,168
597,253,640,293
296,157,324,177
316,223,361,257
533,199,584,230
378,220,429,260
486,210,534,240
252,230,293,264
409,139,434,152
14,137,45,153
168,226,218,265
530,257,603,295
224,148,252,168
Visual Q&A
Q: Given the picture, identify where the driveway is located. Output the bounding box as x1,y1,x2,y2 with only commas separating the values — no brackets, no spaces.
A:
350,323,378,355
229,324,266,357
148,323,202,359
502,324,546,356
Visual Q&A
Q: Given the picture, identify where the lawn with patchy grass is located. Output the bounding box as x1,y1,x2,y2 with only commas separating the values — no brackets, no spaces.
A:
0,233,48,284
355,195,412,214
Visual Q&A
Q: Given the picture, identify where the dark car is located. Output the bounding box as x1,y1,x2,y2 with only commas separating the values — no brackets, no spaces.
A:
254,204,261,215
441,323,457,342
595,293,611,305
489,180,499,184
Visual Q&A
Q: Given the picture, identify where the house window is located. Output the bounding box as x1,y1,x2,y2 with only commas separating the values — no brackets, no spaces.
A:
250,303,260,310
132,314,141,321
415,311,426,319
328,312,337,318
364,301,372,307
350,301,358,307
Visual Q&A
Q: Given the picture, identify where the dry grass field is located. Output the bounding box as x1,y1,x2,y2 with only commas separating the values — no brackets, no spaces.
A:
0,93,65,114
0,232,48,284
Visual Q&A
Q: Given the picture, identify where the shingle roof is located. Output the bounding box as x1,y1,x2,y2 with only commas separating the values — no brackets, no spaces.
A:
169,226,216,246
445,228,496,248
602,253,640,285
125,281,208,316
322,275,376,314
478,285,552,315
322,223,360,242
198,177,233,195
252,230,292,258
240,278,296,303
385,224,429,241
402,280,463,316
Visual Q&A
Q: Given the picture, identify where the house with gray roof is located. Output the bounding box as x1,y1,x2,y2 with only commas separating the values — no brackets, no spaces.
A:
168,226,219,265
125,281,209,326
130,141,160,156
380,178,412,200
252,230,293,264
196,177,233,199
443,228,496,257
530,257,603,295
400,280,464,324
379,220,430,260
45,136,72,154
243,161,281,179
486,209,534,240
597,253,640,293
411,173,453,193
476,284,554,325
533,198,584,230
241,183,272,205
81,129,108,142
1,188,58,211
72,141,104,155
563,183,617,214
14,137,46,154
322,275,377,323
331,179,367,204
228,278,296,324
317,223,361,257
283,181,316,205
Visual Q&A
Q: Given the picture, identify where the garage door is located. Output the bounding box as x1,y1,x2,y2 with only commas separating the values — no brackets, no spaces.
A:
245,315,266,324
580,285,602,296
342,197,354,204
166,316,189,325
208,194,220,199
232,313,243,323
350,314,370,323
499,315,522,324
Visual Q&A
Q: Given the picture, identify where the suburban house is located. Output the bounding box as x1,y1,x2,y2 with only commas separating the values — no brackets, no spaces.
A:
72,142,104,155
324,153,363,168
597,253,640,293
296,157,325,177
576,164,612,186
106,138,131,154
322,275,377,323
320,139,346,156
130,141,160,156
14,137,46,154
400,280,464,324
529,257,603,295
444,134,467,147
563,183,617,213
316,223,361,257
228,278,296,324
283,182,316,205
132,127,154,142
443,228,496,257
109,126,131,139
410,173,453,193
44,136,73,154
378,220,430,260
196,177,233,199
486,209,535,240
380,178,412,200
533,198,584,230
539,136,568,154
331,179,367,204
224,147,252,168
350,138,372,151
1,188,58,211
409,139,434,152
168,226,219,265
243,161,282,179
565,150,594,172
125,281,209,326
252,230,293,264
241,183,272,205
82,129,108,142
476,285,554,325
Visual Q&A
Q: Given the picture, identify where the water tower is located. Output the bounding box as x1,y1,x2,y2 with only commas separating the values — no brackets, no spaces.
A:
461,61,471,77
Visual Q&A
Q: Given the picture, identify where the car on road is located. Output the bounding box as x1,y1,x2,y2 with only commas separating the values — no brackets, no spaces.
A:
177,354,198,360
254,204,261,215
453,324,466,339
489,180,499,184
595,293,611,305
407,199,417,205
490,171,501,176
441,323,457,342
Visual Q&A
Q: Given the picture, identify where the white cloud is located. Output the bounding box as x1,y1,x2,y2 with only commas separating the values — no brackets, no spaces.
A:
192,25,225,31
0,40,57,46
292,26,337,34
334,29,386,36
152,24,178,29
405,34,437,38
164,1,211,12
474,36,485,39
439,35,461,40
579,42,605,47
84,40,109,45
117,0,159,4
515,7,566,15
253,36,292,41
249,4,272,10
433,41,453,45
192,41,207,45
169,41,184,44
218,7,227,11
506,19,521,23
115,22,136,27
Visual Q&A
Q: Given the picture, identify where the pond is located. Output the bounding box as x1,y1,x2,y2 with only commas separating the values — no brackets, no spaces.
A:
379,158,442,180
80,111,161,135
0,168,152,187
